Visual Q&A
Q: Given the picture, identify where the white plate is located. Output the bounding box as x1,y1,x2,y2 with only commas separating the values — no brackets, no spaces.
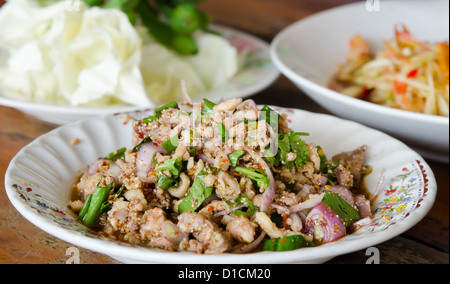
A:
0,24,279,125
4,107,436,264
270,0,449,163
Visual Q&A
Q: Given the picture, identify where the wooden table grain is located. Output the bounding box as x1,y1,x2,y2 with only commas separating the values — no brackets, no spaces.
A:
0,0,448,264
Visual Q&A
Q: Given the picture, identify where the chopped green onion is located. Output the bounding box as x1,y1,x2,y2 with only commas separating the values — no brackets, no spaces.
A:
77,194,92,221
82,179,114,227
218,122,227,144
162,135,179,155
202,98,216,117
263,235,314,252
228,150,245,167
234,194,256,217
107,147,126,161
143,101,178,123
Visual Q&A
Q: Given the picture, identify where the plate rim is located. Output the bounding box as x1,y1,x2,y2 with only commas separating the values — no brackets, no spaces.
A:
4,106,437,263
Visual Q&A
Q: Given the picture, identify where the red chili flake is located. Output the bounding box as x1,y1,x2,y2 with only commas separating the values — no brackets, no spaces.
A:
407,69,418,78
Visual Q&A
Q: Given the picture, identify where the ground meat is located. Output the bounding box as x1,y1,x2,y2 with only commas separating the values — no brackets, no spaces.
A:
177,212,231,254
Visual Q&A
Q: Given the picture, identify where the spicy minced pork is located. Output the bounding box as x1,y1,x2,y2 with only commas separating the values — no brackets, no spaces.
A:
69,97,373,254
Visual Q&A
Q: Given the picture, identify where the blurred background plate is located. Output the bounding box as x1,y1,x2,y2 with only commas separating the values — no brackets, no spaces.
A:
0,24,279,125
270,0,449,163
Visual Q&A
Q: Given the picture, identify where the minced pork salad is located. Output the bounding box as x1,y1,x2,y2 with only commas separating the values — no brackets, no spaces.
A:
69,95,374,254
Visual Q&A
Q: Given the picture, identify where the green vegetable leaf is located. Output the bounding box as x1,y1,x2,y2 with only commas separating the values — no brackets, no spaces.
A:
290,132,310,168
178,169,213,213
155,156,183,190
260,105,280,127
157,156,183,178
263,235,314,252
234,167,269,190
202,98,216,117
107,147,126,161
162,135,180,155
132,137,153,153
143,101,178,123
322,190,361,226
276,132,310,169
233,194,255,217
228,150,245,167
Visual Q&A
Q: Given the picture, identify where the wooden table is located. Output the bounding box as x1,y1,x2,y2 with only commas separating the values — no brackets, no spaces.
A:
0,0,448,264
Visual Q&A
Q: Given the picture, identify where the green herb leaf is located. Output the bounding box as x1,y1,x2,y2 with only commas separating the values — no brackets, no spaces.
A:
202,98,216,117
178,169,213,213
132,137,153,153
233,194,255,217
234,167,269,190
263,235,314,252
107,147,127,161
228,150,245,167
143,101,178,124
322,190,361,226
162,135,180,155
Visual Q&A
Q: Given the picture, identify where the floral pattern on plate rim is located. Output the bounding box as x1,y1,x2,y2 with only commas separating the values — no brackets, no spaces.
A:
10,159,430,241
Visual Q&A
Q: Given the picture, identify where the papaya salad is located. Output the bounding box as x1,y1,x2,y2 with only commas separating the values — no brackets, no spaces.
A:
331,25,449,117
68,95,373,254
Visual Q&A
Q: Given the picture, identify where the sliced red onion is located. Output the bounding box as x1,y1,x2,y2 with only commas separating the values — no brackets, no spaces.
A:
180,80,193,104
290,193,325,213
87,159,104,174
244,146,275,212
136,142,166,178
303,202,346,243
198,154,215,166
161,221,188,246
271,204,290,215
232,232,266,254
289,213,303,232
105,164,121,180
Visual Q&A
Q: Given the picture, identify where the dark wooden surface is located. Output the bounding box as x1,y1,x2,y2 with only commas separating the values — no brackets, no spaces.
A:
0,0,448,264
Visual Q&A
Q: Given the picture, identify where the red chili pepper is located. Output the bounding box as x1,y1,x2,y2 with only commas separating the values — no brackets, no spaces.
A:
407,69,418,78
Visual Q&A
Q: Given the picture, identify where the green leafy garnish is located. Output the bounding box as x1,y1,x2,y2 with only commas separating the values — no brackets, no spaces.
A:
178,169,213,213
263,235,314,252
277,131,310,169
107,147,126,161
132,137,153,153
143,101,178,123
228,150,245,167
322,190,360,226
259,105,280,126
234,167,269,190
202,98,216,117
156,156,183,190
233,194,255,217
162,135,180,154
